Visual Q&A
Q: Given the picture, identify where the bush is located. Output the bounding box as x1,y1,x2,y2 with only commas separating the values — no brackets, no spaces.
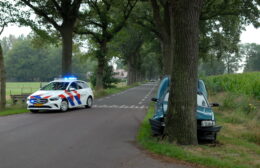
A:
90,65,120,89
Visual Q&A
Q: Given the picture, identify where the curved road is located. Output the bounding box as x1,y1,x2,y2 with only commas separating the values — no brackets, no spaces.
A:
0,83,189,168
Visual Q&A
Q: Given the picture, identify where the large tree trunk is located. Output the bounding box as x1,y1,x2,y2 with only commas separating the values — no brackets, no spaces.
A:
60,23,73,76
95,41,107,90
161,37,172,75
162,2,172,76
165,0,203,145
127,62,134,85
127,43,143,85
127,55,136,85
0,44,6,110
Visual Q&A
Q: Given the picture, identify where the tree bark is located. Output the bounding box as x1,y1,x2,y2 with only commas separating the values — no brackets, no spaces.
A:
95,41,108,90
126,40,143,85
0,44,6,110
127,55,136,85
165,0,203,145
127,62,133,85
60,23,73,76
161,37,172,75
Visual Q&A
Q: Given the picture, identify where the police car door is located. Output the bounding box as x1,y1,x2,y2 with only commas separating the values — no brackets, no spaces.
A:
76,81,88,106
66,82,79,107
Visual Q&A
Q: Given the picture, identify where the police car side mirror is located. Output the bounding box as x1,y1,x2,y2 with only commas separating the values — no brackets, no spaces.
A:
69,88,76,91
210,102,219,107
151,98,158,102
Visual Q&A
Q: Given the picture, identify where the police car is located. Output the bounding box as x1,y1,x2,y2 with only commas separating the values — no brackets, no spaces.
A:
27,77,94,113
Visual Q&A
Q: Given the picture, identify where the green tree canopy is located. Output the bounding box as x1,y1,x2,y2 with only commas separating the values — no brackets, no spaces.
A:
4,35,96,82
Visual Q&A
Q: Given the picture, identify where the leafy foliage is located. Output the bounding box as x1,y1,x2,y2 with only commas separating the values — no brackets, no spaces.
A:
90,65,120,89
199,58,225,76
203,72,260,99
199,0,259,72
109,23,161,82
76,0,137,89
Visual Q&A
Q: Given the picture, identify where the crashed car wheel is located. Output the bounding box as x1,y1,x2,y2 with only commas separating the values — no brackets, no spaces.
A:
85,97,93,108
60,100,69,112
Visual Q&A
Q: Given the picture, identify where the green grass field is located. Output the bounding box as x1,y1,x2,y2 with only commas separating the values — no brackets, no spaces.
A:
138,100,260,168
6,82,47,97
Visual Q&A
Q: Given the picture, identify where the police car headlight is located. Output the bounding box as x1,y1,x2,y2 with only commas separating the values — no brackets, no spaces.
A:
50,97,60,101
201,120,215,127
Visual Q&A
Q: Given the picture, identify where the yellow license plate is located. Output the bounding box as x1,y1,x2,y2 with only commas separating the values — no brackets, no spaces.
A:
34,104,43,107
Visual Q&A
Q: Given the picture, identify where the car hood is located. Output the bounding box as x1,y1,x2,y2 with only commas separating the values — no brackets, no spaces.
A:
29,90,65,99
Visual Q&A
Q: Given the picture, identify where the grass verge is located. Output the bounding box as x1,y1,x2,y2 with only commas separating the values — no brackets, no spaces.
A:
0,106,28,116
137,96,260,168
0,82,140,116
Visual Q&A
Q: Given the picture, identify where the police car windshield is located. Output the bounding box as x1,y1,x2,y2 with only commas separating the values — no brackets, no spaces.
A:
41,82,69,90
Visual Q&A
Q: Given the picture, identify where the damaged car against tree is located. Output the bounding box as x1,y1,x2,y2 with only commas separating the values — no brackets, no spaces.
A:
150,77,221,142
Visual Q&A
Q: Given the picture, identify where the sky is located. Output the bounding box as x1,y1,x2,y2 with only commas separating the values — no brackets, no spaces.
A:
1,24,260,44
240,25,260,44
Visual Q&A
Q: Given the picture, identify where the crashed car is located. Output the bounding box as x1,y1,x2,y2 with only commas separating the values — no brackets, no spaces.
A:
150,77,221,141
27,77,94,113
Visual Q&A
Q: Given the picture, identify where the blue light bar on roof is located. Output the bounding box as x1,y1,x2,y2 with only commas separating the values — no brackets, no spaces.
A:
63,76,77,80
54,75,78,81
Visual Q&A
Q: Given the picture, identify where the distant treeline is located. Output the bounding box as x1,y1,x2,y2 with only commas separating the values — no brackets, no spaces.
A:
1,35,96,82
199,43,260,76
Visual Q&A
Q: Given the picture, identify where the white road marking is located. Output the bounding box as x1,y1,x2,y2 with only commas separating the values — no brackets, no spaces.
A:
93,83,157,109
93,105,148,109
130,105,135,108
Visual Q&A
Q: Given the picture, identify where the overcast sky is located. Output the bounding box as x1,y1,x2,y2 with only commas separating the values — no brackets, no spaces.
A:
1,24,260,44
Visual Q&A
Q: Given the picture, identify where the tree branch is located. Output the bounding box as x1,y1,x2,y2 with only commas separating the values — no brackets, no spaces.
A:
87,20,104,28
0,25,5,35
135,20,162,40
51,0,62,13
21,0,61,31
108,0,138,40
72,0,83,15
150,0,164,33
75,29,101,43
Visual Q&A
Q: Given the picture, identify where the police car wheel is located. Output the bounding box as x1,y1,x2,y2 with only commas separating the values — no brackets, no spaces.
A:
85,97,92,108
30,110,39,113
60,100,69,112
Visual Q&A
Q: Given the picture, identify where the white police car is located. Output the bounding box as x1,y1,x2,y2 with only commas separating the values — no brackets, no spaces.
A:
27,77,94,113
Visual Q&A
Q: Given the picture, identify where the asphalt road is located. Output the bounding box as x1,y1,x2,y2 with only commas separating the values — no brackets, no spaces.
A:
0,83,189,168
